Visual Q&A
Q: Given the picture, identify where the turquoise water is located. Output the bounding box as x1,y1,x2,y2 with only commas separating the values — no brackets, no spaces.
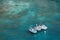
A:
0,0,60,40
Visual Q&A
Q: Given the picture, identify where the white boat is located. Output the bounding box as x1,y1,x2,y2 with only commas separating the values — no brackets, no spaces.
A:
29,24,47,33
41,24,47,30
29,27,37,33
34,25,42,31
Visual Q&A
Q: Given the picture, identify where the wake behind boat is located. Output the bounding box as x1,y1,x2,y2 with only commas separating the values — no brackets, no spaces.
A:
29,24,48,33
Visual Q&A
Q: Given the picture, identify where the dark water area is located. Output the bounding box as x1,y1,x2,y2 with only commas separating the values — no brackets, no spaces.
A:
0,0,60,40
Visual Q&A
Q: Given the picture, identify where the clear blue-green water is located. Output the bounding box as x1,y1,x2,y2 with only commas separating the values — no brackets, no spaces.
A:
0,0,60,40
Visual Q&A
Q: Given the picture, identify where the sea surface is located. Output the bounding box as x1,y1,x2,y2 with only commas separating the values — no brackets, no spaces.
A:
0,0,60,40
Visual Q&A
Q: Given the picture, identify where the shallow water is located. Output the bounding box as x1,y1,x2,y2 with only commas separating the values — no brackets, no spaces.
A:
0,0,60,40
